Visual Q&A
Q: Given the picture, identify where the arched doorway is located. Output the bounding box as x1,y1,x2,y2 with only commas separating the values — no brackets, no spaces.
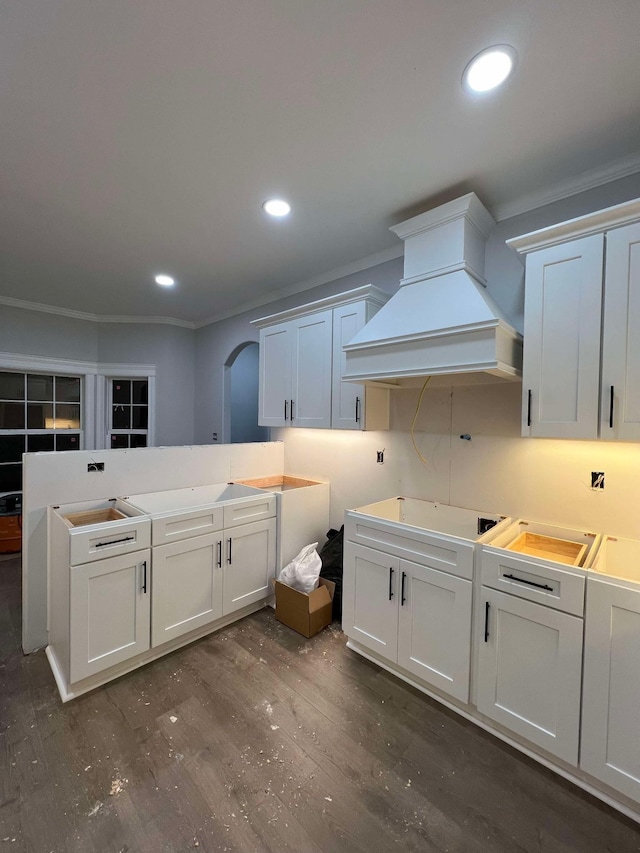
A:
224,342,269,444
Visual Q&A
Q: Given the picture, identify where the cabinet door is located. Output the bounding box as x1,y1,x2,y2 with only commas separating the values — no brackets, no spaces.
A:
601,222,640,441
342,542,399,661
581,579,640,800
258,321,291,427
522,234,603,439
476,588,583,765
223,518,276,616
332,302,366,430
397,559,472,703
151,532,223,647
70,549,151,683
291,310,333,428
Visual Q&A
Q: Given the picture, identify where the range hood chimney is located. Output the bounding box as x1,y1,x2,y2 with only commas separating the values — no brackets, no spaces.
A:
343,193,522,387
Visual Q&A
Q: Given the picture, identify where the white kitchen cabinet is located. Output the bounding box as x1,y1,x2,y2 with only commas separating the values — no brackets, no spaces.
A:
331,300,389,430
253,285,389,431
581,551,640,801
508,196,640,441
257,310,333,428
151,531,224,647
222,517,276,615
476,586,583,765
519,235,604,439
343,500,506,704
600,221,640,441
70,549,151,683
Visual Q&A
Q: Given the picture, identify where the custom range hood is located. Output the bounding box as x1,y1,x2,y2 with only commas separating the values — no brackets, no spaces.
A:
343,193,522,387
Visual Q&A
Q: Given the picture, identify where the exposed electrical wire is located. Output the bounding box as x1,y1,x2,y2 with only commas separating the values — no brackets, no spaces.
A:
410,376,432,466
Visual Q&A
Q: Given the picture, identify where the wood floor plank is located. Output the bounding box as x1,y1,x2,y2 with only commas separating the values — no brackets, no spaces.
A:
1,557,640,852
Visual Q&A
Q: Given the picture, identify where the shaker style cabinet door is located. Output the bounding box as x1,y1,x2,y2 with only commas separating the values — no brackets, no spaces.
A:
69,549,151,683
151,533,224,647
396,559,473,703
342,542,399,662
331,301,366,430
476,588,583,765
581,579,640,801
290,310,333,428
522,234,604,439
222,517,276,616
258,321,292,427
600,221,640,441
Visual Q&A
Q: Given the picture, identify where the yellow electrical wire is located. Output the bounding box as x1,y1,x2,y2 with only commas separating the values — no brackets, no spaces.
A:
410,375,432,466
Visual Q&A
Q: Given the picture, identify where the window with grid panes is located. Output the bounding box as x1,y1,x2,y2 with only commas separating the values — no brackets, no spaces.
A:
0,371,82,492
109,378,149,448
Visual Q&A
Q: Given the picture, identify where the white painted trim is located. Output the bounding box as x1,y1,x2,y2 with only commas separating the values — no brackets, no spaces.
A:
196,247,402,328
96,363,156,378
0,351,99,375
0,295,196,328
493,152,640,222
251,285,389,328
507,196,640,254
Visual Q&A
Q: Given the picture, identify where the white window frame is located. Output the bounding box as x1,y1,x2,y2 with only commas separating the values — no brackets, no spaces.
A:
0,353,156,453
96,364,156,450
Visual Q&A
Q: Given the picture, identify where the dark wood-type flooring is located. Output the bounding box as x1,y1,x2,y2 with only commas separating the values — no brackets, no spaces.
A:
2,554,640,853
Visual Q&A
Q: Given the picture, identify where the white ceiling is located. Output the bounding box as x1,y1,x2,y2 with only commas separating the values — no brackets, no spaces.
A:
2,0,640,325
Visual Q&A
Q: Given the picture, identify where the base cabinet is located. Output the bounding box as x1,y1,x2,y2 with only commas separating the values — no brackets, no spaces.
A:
343,542,473,703
476,587,583,765
581,578,640,801
222,518,276,614
70,550,151,683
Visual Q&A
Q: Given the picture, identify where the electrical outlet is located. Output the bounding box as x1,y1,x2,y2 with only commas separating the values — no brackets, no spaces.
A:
212,433,218,441
591,471,605,489
87,462,104,473
377,450,384,464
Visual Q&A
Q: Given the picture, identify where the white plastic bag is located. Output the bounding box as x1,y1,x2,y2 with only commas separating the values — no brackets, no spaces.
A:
278,542,322,594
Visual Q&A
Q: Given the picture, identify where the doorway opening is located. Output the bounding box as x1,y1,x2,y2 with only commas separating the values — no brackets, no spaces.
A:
224,342,269,444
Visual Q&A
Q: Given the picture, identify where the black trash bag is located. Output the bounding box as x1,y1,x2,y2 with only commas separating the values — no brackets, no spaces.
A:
318,526,344,621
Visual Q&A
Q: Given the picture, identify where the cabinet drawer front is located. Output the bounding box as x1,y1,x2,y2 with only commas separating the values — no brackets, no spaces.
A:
70,549,151,683
223,495,276,529
347,516,474,579
151,506,224,545
480,548,585,615
69,518,151,566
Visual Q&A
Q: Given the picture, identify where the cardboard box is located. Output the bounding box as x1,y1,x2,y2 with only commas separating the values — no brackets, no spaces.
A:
273,577,335,638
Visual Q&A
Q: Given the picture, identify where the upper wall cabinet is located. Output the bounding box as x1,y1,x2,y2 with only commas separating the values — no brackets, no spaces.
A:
252,286,390,431
508,198,640,441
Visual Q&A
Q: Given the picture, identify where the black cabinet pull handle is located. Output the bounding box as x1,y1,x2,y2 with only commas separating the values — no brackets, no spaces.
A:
401,571,406,606
503,572,553,592
355,396,361,423
284,399,288,421
95,535,134,548
609,385,614,429
142,560,147,594
388,567,394,600
217,540,222,568
527,389,532,427
227,537,232,565
290,399,295,420
484,601,490,642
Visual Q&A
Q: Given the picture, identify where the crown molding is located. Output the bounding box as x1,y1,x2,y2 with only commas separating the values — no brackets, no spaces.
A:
0,295,196,329
193,244,403,329
492,152,640,222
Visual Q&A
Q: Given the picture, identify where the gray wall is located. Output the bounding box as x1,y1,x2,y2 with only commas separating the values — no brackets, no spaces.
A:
0,306,196,446
194,257,404,443
0,305,98,361
230,343,268,443
97,323,196,446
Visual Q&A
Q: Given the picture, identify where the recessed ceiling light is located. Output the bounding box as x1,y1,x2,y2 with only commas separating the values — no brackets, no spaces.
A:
263,199,291,217
154,274,175,287
463,45,517,93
